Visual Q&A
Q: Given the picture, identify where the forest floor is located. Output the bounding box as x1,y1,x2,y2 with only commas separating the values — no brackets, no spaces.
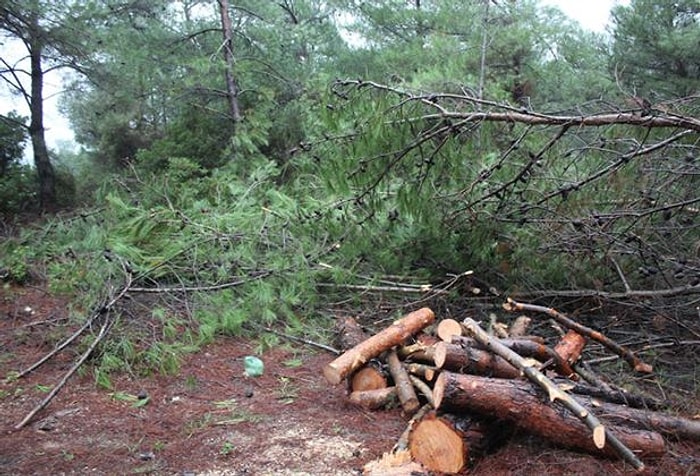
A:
1,284,700,475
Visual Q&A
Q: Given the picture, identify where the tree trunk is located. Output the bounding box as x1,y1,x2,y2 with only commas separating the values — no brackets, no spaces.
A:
433,372,666,459
29,10,55,209
218,0,242,126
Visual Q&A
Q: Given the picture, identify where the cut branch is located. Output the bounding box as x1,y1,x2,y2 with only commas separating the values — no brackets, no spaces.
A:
323,308,435,385
504,298,653,373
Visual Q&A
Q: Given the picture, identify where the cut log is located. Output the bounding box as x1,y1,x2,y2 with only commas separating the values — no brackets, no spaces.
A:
450,335,575,378
351,363,388,392
408,412,467,474
408,411,501,474
348,387,397,410
334,315,370,351
433,342,520,378
436,318,463,341
433,372,666,459
595,400,700,441
397,333,439,363
386,349,420,414
404,362,437,382
323,308,435,385
461,317,645,470
554,330,587,367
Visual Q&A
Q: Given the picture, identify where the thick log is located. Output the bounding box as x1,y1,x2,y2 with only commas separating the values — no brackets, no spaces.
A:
596,401,700,441
433,342,520,378
348,387,397,410
351,363,388,392
323,308,435,385
436,318,463,341
451,335,574,378
334,315,370,351
433,372,666,459
408,411,500,474
386,349,420,414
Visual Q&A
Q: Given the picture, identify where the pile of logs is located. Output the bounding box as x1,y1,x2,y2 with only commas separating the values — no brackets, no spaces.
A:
323,301,700,474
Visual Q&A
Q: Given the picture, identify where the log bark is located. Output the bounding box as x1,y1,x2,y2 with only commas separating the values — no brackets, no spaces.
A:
451,335,574,378
461,318,647,470
334,315,370,351
386,349,420,414
323,308,435,385
433,372,665,459
404,362,437,382
433,342,520,378
408,411,501,474
596,401,700,441
348,387,397,410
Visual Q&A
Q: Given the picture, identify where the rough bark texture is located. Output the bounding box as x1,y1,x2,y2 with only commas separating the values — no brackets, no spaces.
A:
334,315,370,351
433,372,666,459
386,349,420,414
323,308,435,385
433,341,521,378
28,11,55,208
348,387,397,410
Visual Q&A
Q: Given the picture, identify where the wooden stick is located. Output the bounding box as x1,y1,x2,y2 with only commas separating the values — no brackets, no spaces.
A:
461,318,645,471
504,298,652,374
16,316,114,429
386,349,420,414
323,308,435,385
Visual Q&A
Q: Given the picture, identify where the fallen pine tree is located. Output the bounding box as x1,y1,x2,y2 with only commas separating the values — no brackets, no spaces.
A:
322,304,700,474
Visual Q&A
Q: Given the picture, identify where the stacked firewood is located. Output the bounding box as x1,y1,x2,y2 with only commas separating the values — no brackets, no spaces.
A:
323,303,700,475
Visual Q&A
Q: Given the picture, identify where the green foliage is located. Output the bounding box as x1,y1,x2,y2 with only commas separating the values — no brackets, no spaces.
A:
611,0,700,98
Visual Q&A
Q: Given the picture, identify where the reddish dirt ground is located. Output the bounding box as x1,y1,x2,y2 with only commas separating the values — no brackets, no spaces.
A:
2,285,700,475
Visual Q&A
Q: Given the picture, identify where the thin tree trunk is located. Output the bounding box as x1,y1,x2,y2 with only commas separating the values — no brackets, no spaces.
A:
218,0,242,127
29,10,55,209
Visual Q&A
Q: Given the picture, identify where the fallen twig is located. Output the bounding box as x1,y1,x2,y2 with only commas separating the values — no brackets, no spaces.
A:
15,314,115,429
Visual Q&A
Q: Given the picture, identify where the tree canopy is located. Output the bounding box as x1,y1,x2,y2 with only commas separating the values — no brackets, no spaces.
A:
0,0,698,342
